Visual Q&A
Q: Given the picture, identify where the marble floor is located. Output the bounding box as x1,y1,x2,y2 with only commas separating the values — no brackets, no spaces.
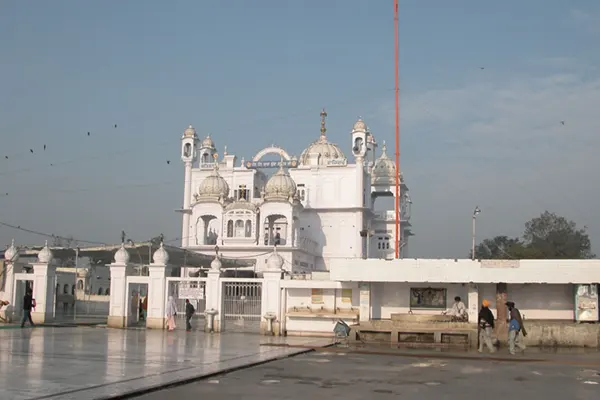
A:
0,327,329,400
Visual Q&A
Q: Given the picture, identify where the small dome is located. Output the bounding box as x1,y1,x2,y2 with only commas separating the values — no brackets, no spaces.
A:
352,118,367,133
266,247,284,270
201,134,216,149
210,255,222,270
37,240,53,264
114,243,130,264
4,239,19,263
264,166,297,201
367,131,376,144
183,124,196,138
152,243,169,265
197,165,230,201
372,141,397,185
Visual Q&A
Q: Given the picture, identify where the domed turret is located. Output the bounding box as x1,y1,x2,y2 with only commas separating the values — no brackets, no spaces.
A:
4,239,19,263
264,165,297,201
299,109,347,166
183,124,197,138
201,134,216,150
197,164,230,201
37,240,53,264
152,243,169,265
352,118,367,133
114,243,130,264
371,141,397,185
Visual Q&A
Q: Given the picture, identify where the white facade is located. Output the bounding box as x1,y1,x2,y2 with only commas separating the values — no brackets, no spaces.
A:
177,111,412,275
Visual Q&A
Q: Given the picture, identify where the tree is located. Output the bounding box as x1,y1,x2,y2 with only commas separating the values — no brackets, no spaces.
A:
471,236,524,259
472,211,595,259
523,211,595,259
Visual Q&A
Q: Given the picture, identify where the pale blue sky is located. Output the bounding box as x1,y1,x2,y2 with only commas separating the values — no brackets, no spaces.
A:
1,1,600,258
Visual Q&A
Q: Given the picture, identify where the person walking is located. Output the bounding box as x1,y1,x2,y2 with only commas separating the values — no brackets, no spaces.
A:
21,290,35,328
166,296,178,331
506,301,527,355
478,299,495,353
185,299,195,332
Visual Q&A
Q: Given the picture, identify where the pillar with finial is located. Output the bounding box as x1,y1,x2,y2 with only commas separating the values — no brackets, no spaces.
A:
30,240,56,324
262,246,284,335
2,239,22,322
146,242,171,329
204,246,222,332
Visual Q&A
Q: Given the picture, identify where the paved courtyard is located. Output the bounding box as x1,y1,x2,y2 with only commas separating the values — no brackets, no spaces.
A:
135,350,600,400
0,327,329,400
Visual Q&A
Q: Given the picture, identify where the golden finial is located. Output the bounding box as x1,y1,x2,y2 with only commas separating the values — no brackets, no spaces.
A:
320,108,327,136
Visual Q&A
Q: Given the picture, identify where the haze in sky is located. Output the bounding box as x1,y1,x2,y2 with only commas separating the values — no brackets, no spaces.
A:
1,1,600,258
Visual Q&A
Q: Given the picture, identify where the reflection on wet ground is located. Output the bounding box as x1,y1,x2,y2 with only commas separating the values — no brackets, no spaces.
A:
0,327,329,400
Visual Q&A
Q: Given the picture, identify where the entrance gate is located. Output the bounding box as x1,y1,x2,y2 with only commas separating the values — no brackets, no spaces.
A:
222,279,262,332
166,278,207,331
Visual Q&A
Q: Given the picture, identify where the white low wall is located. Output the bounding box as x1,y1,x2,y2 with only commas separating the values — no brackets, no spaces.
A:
371,283,575,321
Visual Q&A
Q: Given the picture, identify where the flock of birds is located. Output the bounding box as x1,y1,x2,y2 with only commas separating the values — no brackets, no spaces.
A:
0,124,179,197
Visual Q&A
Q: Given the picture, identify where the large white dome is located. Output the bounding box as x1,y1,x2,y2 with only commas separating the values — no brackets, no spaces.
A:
264,166,297,201
299,109,347,166
372,141,397,185
197,166,229,201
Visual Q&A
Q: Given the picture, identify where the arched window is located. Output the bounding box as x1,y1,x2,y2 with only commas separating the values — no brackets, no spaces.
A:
56,283,60,294
105,288,110,295
234,220,244,237
227,220,234,237
71,285,76,295
244,220,252,237
97,287,103,295
63,284,69,294
77,280,84,290
202,153,209,163
183,143,191,157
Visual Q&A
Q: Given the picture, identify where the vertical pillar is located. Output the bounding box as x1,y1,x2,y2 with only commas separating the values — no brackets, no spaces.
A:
182,161,192,247
205,255,222,332
262,247,283,335
2,240,22,322
495,283,508,341
30,241,56,324
146,243,171,329
358,282,370,322
107,244,131,328
467,284,479,323
355,157,365,258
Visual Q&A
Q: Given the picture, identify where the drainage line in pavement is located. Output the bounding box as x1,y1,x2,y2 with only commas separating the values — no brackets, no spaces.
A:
99,346,327,400
260,343,600,367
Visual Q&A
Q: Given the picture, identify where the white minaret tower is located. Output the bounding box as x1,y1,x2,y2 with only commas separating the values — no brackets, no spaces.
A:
181,124,198,247
351,118,369,258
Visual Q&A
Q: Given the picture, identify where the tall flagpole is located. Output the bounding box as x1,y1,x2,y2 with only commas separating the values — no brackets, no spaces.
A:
394,0,401,259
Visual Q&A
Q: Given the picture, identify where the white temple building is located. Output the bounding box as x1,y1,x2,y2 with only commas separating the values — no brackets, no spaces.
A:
177,110,413,275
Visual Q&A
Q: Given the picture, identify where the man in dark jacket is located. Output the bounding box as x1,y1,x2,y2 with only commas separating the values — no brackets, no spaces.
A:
478,299,495,353
185,299,195,332
21,290,35,328
507,301,527,355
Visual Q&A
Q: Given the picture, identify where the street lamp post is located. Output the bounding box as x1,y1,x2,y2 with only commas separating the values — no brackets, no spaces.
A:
472,206,481,260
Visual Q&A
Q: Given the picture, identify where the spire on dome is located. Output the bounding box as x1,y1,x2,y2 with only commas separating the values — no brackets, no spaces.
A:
381,140,388,158
320,108,327,138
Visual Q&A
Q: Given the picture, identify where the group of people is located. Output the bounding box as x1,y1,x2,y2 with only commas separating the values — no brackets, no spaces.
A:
165,296,196,332
445,295,527,355
478,299,527,355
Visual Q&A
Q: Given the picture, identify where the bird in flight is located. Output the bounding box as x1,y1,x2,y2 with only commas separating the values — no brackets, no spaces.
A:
87,132,91,136
114,124,117,128
166,160,171,164
30,149,33,154
560,121,565,125
44,144,46,150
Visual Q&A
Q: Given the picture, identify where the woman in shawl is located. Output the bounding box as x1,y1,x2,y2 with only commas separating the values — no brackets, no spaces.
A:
166,296,178,331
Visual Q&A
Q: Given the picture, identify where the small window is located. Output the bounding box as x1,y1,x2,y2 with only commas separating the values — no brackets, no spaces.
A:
183,143,192,157
105,288,110,295
97,287,103,295
227,220,234,237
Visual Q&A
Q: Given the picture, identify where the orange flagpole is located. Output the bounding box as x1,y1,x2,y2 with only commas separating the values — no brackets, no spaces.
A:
394,0,400,259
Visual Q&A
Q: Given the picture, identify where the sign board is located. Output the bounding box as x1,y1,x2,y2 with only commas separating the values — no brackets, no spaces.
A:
327,159,348,167
199,163,215,169
311,288,324,304
245,160,298,169
178,283,204,300
480,260,520,268
341,288,352,303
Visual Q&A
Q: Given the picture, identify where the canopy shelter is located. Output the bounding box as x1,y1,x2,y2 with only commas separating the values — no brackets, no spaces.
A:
2,242,256,269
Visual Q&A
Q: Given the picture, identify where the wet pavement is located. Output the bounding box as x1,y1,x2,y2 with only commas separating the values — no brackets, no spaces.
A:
134,350,600,400
0,327,329,400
